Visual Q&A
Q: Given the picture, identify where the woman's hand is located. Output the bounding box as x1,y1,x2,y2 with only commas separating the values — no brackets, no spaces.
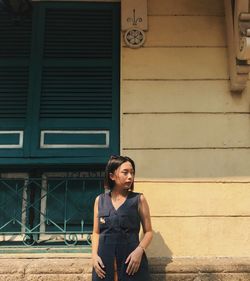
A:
125,246,144,275
92,254,106,279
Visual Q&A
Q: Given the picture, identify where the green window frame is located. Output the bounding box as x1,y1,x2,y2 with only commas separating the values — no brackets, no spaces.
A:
0,1,120,165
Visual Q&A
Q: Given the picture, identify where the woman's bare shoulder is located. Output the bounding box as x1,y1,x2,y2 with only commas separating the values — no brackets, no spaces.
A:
138,193,147,202
94,194,101,205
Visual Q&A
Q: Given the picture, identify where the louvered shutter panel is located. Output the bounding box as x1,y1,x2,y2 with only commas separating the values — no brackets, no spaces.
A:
30,3,119,161
0,8,32,157
0,2,119,164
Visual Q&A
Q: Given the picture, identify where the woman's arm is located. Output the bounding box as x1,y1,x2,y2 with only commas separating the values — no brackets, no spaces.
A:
138,194,153,250
125,194,153,275
92,196,106,279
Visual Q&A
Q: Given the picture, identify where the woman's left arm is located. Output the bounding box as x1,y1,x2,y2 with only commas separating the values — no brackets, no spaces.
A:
137,194,153,250
125,194,153,275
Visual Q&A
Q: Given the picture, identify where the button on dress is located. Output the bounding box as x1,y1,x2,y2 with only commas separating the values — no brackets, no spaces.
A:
92,191,151,281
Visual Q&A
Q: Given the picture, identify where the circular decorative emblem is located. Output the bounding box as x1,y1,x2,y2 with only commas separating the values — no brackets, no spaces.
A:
124,28,145,48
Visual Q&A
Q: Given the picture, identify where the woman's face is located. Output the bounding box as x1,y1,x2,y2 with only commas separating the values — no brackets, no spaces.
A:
110,161,135,190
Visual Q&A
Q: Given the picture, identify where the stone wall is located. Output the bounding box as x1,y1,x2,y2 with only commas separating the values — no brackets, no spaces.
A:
0,256,249,281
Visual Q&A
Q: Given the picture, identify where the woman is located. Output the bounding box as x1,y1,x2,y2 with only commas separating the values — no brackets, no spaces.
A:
92,155,153,281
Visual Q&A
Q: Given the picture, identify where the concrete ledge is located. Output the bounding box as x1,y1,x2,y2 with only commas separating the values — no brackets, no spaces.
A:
150,257,250,273
149,257,250,281
0,256,249,280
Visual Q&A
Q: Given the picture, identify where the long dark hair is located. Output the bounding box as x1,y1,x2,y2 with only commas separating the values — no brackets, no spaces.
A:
104,155,135,191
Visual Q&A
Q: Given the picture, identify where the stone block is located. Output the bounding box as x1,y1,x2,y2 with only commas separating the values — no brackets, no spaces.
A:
0,259,26,274
0,275,24,281
26,259,88,274
25,274,91,281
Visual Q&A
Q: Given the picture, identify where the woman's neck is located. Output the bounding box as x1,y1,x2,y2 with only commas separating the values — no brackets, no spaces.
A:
110,188,129,198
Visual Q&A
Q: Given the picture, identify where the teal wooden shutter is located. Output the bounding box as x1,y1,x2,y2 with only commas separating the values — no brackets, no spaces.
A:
30,2,120,162
0,8,32,157
0,2,120,165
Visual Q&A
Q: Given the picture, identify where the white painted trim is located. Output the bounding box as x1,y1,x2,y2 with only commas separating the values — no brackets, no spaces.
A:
40,130,110,148
21,179,29,234
0,131,24,148
39,175,48,235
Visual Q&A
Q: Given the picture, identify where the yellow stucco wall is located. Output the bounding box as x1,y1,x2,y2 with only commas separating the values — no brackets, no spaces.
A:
136,181,250,257
121,0,250,257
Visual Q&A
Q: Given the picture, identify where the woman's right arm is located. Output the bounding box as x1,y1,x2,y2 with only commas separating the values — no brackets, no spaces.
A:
92,196,106,279
92,196,100,257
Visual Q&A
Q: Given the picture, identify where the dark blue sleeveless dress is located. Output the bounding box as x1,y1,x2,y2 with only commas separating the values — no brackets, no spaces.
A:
92,191,151,281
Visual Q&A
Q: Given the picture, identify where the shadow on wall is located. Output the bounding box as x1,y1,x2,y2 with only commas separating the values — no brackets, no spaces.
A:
141,230,173,280
141,231,245,281
146,230,173,258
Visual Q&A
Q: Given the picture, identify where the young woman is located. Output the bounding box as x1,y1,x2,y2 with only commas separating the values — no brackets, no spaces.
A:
92,155,153,281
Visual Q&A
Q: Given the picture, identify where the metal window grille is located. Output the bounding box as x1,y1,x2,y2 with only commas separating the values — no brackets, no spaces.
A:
0,172,103,247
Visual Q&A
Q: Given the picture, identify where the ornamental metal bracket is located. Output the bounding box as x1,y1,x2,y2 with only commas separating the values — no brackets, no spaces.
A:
122,0,148,48
224,0,250,92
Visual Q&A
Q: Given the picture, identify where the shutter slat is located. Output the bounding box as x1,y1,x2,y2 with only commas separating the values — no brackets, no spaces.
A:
0,9,32,57
40,64,113,118
44,8,113,58
0,66,29,119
